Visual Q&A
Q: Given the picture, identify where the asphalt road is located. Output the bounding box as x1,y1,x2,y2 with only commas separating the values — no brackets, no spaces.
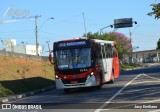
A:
1,64,160,112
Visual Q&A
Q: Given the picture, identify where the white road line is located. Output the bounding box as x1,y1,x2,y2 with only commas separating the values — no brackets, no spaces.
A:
142,73,160,80
94,99,160,111
119,86,160,94
148,109,160,112
142,99,160,103
115,91,160,102
130,80,160,85
96,99,160,112
94,73,142,112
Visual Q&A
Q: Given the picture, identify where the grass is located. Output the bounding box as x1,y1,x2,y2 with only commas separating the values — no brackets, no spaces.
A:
120,63,140,71
0,56,55,97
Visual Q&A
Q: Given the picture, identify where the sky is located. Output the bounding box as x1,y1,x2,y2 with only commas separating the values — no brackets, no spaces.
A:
0,0,160,55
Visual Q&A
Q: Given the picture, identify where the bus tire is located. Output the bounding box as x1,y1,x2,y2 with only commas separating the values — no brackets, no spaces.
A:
64,89,70,93
110,71,114,84
97,74,102,89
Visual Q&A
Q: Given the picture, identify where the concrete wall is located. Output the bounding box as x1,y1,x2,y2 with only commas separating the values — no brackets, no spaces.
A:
13,45,26,54
26,45,42,56
5,45,42,56
123,49,160,63
0,50,48,61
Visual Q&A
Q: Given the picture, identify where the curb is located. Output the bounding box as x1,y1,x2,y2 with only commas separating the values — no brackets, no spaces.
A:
0,86,56,103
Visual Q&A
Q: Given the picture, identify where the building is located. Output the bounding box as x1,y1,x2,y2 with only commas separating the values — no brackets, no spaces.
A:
2,39,42,56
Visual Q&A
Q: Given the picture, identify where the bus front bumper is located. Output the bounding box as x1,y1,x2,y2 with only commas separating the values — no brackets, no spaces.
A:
56,75,96,89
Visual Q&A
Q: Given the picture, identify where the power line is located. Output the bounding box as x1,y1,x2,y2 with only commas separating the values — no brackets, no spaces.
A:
0,30,34,33
53,14,81,25
39,30,71,37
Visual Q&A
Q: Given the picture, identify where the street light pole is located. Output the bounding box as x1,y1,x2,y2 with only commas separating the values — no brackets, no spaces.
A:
100,25,113,39
129,27,132,63
129,24,140,63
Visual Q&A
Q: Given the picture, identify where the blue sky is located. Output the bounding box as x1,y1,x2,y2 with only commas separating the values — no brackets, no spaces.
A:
0,0,160,55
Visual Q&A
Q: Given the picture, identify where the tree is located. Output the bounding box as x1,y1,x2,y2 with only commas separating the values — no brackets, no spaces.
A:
157,38,160,49
147,3,160,19
86,32,131,60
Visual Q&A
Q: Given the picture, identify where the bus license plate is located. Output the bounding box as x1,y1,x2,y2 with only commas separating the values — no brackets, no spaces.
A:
71,81,77,84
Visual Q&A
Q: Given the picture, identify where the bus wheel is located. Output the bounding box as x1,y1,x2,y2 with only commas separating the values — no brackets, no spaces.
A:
110,72,114,84
64,89,70,93
97,74,102,89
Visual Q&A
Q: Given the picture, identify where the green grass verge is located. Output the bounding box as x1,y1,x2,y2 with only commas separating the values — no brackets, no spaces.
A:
121,63,140,71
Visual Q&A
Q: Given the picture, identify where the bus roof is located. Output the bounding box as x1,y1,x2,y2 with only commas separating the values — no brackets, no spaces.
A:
93,39,115,44
56,38,115,43
57,37,86,42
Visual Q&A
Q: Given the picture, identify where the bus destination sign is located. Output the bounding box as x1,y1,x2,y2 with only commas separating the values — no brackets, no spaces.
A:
59,41,86,47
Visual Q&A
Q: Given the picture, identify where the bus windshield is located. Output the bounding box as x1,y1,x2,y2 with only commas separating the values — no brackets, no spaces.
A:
56,48,91,69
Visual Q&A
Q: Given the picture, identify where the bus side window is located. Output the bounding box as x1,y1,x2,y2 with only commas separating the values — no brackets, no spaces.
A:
98,44,102,59
111,45,114,58
113,46,117,57
106,44,110,58
92,43,98,65
109,44,112,58
102,45,106,59
105,44,108,58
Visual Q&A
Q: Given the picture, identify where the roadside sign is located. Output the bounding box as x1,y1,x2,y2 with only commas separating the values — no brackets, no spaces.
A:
114,18,133,28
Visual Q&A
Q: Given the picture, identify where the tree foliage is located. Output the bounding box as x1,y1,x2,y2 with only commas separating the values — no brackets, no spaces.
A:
157,38,160,49
86,32,131,59
147,3,160,19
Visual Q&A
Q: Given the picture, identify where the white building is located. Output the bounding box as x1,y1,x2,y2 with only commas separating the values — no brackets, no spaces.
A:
2,39,42,56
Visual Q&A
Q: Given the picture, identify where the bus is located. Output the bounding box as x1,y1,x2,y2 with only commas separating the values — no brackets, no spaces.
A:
49,38,120,92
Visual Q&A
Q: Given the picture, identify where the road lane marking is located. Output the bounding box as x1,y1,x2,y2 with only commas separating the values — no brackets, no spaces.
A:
148,109,160,112
94,73,142,112
142,73,160,80
119,86,160,95
114,91,160,102
131,81,160,85
94,99,160,111
142,99,160,103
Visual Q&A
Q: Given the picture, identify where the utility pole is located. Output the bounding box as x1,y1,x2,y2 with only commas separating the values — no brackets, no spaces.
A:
46,40,50,52
129,27,132,63
129,25,140,63
35,15,41,56
82,13,87,39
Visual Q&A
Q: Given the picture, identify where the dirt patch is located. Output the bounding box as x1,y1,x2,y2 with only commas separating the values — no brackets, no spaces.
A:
0,56,55,97
0,56,55,81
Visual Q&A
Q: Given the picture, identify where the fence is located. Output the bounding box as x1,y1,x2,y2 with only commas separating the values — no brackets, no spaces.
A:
0,50,48,61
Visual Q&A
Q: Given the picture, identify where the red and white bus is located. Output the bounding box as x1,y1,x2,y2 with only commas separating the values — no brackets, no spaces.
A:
49,38,120,92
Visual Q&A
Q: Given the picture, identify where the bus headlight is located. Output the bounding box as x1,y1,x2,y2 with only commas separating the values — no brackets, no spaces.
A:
87,72,94,79
55,75,59,79
55,75,62,81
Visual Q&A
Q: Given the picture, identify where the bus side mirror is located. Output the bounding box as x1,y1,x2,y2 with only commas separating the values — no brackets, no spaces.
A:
49,50,54,64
